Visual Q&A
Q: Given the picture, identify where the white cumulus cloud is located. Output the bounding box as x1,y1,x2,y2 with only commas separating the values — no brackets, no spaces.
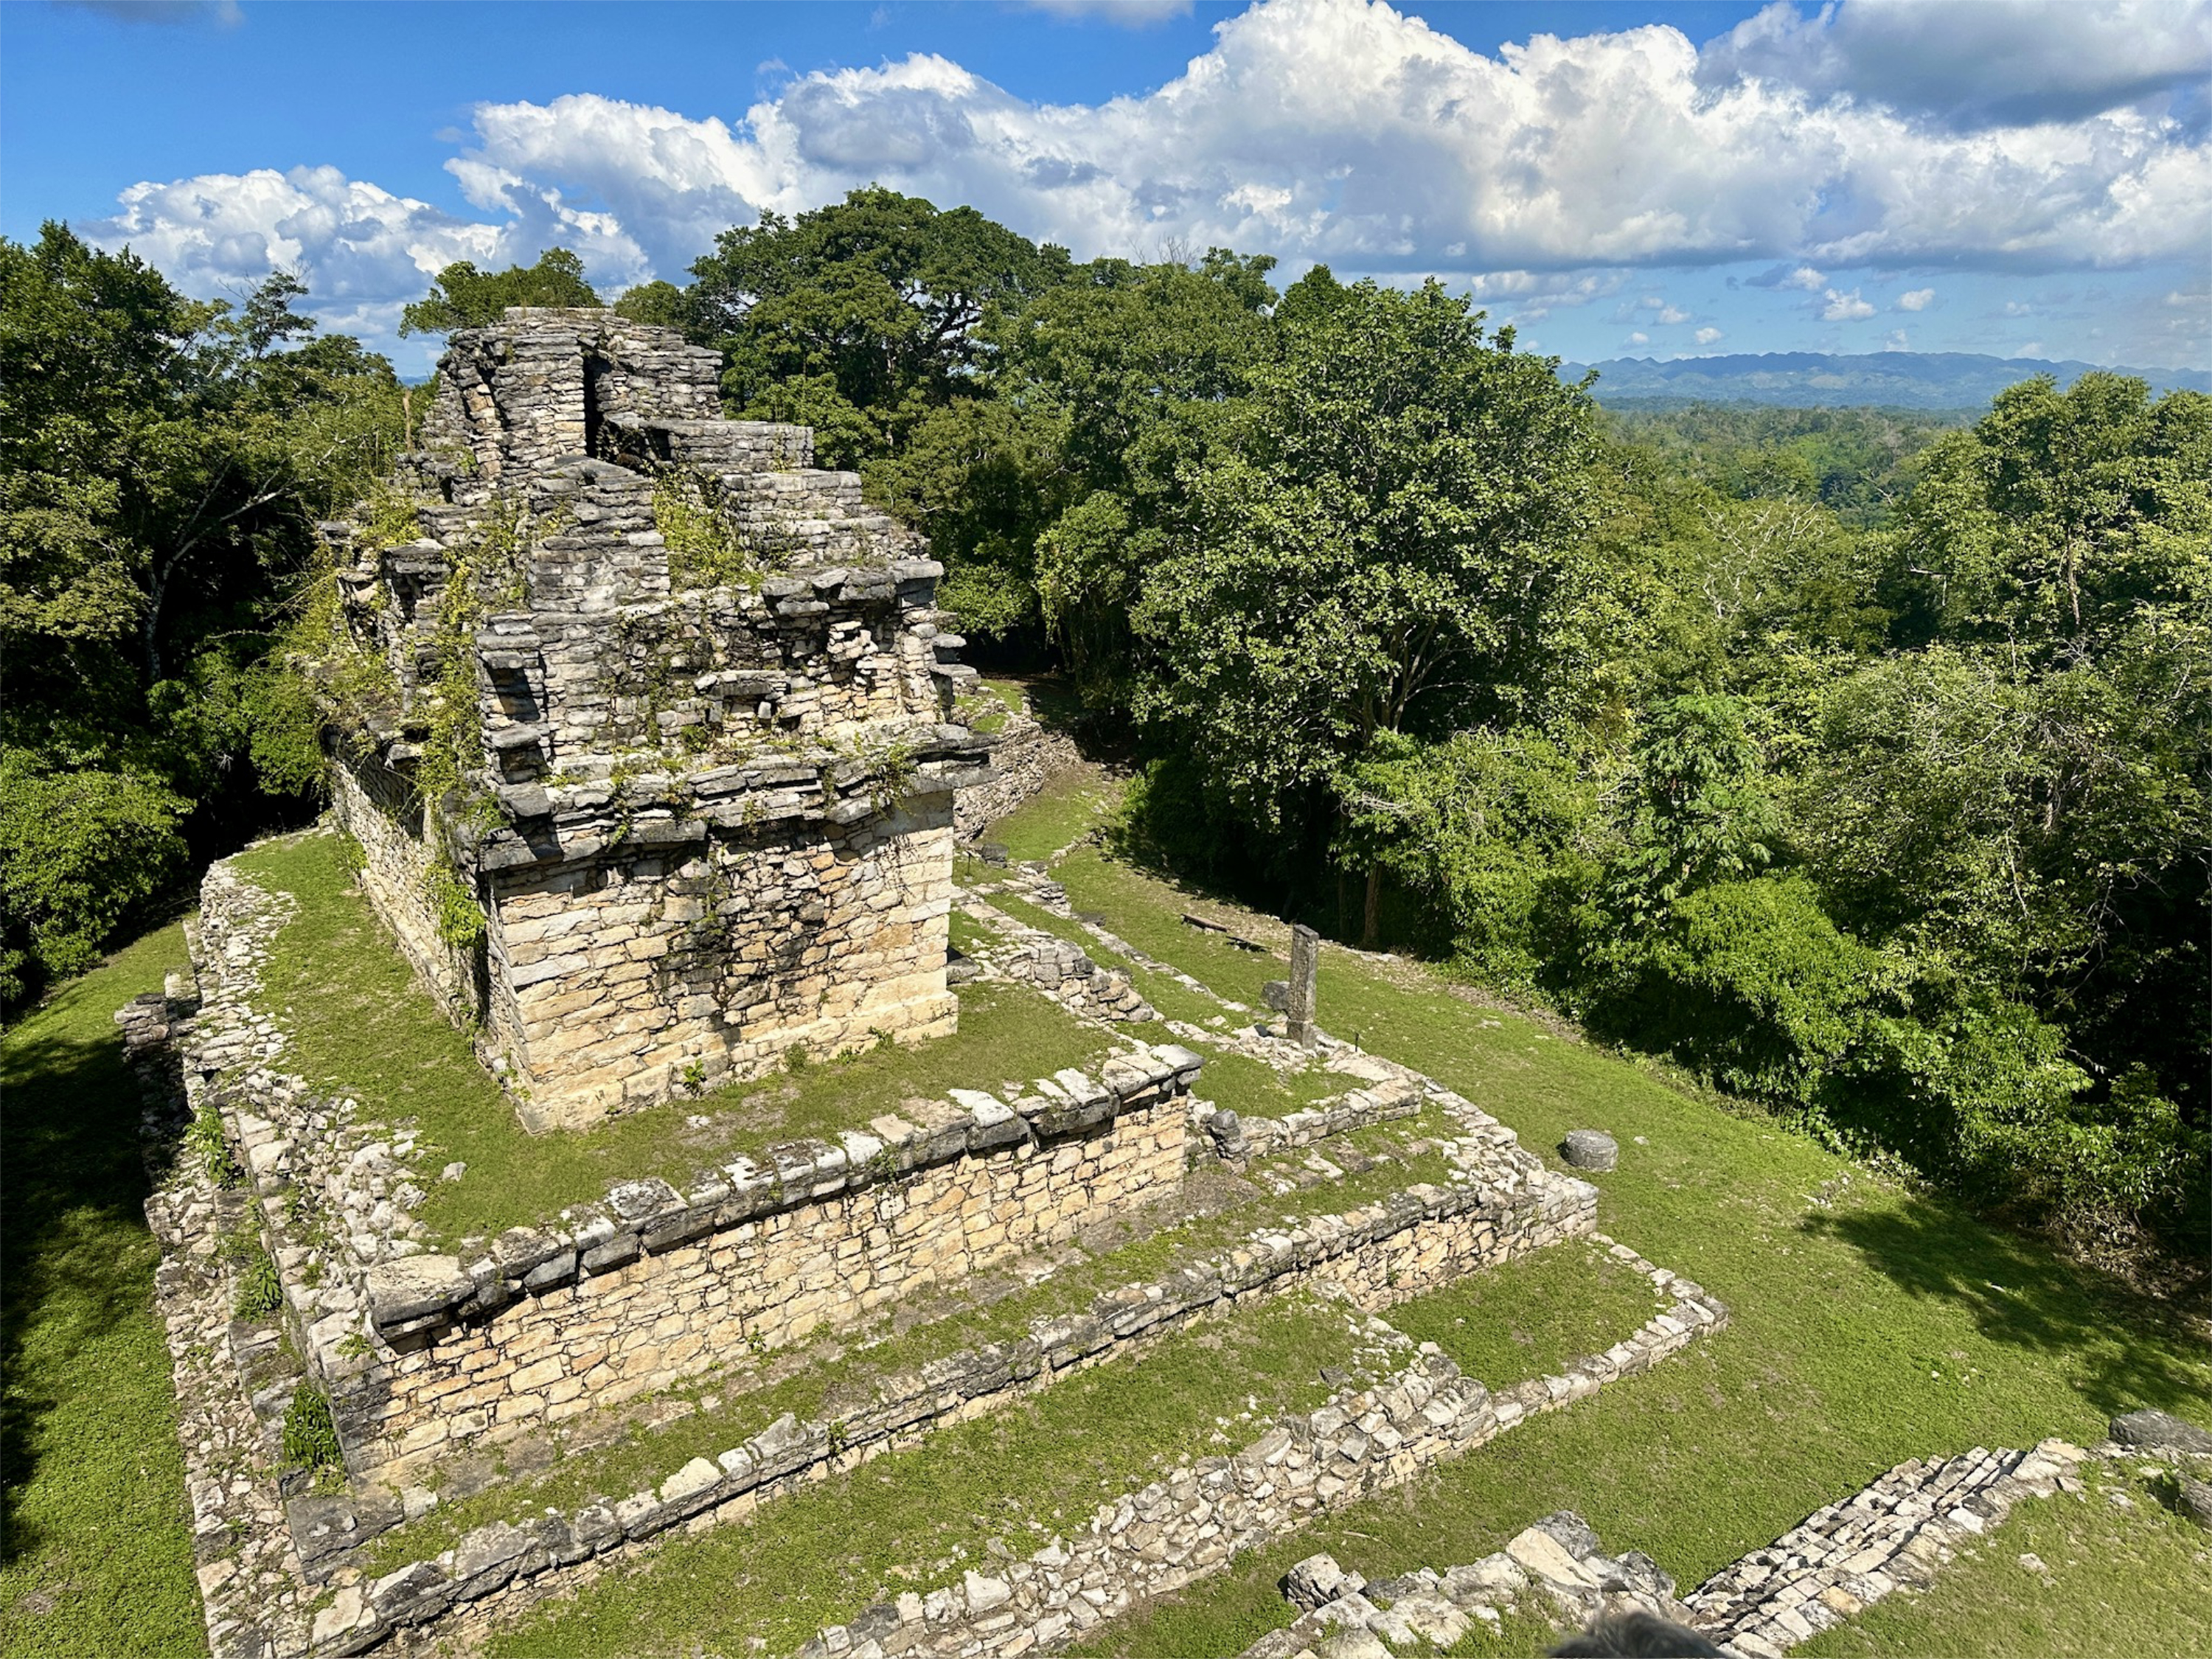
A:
1822,286,1877,321
1700,0,2212,128
1896,287,1936,310
76,0,2212,360
1695,326,1724,345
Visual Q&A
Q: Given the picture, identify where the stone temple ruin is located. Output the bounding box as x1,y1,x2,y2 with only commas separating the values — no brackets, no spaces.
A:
122,305,1752,1659
324,308,992,1130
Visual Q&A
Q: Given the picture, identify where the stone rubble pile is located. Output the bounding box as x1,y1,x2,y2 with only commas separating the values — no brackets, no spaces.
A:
1001,935,1155,1022
1239,1509,1690,1659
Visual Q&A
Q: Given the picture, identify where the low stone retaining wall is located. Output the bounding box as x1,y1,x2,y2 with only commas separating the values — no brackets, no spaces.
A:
790,1238,1728,1659
180,843,1203,1484
1683,1439,2093,1657
299,1165,1596,1652
1240,1511,1691,1659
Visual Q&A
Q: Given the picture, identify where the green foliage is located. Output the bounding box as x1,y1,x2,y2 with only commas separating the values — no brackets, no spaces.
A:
0,749,188,1002
400,247,600,337
0,223,403,999
1133,276,1600,835
232,1244,282,1321
424,859,486,953
280,1384,343,1471
653,467,772,589
689,187,1073,467
185,1102,243,1189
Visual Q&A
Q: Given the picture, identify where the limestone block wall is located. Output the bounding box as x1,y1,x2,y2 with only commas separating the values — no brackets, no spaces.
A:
331,762,478,1026
339,1093,1191,1480
484,805,959,1127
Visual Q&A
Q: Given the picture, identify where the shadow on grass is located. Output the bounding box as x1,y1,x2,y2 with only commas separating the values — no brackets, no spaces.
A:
0,1009,163,1570
1801,1197,2212,1421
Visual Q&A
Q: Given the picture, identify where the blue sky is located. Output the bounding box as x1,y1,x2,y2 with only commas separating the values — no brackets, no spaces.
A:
5,0,2207,375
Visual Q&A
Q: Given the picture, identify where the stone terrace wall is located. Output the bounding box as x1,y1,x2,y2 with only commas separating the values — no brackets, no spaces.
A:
293,1160,1595,1606
176,845,1202,1486
344,1089,1191,1480
954,705,1080,841
790,1248,1730,1659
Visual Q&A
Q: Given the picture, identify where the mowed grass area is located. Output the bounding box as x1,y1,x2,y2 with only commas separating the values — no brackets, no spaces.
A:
486,1294,1368,1658
237,832,1119,1247
1801,1459,2212,1657
1046,843,2212,1658
1386,1238,1674,1388
978,765,1124,866
0,924,201,1658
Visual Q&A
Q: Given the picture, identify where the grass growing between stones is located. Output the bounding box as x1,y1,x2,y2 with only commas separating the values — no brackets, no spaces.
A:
1801,1460,2212,1658
0,923,201,1659
355,1110,1466,1576
236,832,1119,1247
484,1294,1369,1659
1051,850,2212,1658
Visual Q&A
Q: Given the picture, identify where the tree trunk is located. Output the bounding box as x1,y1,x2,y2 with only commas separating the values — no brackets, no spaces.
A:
1362,863,1382,950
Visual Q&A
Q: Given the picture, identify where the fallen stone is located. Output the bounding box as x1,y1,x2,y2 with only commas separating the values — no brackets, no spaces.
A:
2110,1409,2212,1457
1561,1130,1618,1171
2177,1476,2212,1531
1283,1553,1366,1612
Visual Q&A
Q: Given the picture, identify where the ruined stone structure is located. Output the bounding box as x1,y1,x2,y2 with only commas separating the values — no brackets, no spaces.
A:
324,308,991,1130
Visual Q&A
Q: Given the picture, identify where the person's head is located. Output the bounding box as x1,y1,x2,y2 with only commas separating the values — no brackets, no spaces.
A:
1547,1610,1727,1658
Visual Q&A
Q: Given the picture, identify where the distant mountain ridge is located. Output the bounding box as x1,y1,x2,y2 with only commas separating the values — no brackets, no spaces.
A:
1561,350,2211,410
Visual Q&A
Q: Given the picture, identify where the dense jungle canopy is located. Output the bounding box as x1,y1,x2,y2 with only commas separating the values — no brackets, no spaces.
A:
3,192,2204,1259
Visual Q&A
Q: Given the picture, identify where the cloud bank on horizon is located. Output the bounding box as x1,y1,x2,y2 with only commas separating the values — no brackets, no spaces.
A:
80,0,2212,366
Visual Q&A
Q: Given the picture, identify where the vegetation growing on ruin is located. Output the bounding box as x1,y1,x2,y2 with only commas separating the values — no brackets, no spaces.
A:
653,466,774,589
234,830,1120,1246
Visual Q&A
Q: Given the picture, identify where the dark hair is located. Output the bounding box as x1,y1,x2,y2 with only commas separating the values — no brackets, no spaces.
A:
1548,1610,1728,1658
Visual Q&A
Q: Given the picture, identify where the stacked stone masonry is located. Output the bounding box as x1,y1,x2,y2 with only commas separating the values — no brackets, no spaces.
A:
181,843,1216,1484
1242,1511,1695,1659
324,307,996,1129
1682,1439,2094,1657
294,1161,1596,1646
952,699,1081,840
788,1239,1730,1659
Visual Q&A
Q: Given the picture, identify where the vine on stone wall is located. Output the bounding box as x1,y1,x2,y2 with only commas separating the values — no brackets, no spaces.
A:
653,466,796,590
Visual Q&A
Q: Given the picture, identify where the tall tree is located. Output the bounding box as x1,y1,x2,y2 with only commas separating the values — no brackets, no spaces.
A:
0,224,402,999
1130,274,1601,939
687,188,1071,465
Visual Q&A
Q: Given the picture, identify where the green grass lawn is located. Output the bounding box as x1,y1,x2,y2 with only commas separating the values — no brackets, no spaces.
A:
1385,1238,1674,1388
487,1294,1368,1658
1046,849,2212,1658
980,768,1123,866
1801,1460,2212,1658
0,924,201,1659
236,832,1120,1247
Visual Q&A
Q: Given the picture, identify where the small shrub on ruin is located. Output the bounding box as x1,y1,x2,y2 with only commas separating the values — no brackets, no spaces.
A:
282,1384,344,1472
